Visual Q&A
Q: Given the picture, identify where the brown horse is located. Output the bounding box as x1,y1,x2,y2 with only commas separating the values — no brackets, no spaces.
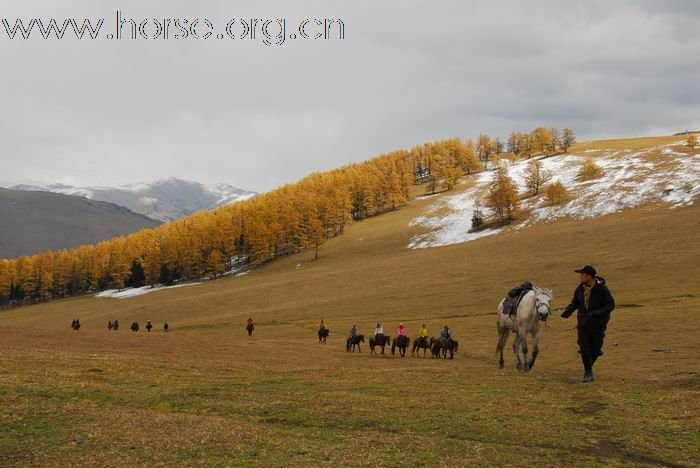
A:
346,334,365,352
318,328,329,344
411,336,431,357
391,335,410,357
442,339,459,360
369,335,391,355
430,337,443,358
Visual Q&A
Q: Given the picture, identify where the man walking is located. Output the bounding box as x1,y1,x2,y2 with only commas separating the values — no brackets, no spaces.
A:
561,265,615,382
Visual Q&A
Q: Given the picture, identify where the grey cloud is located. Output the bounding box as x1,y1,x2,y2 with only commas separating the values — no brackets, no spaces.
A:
0,0,698,191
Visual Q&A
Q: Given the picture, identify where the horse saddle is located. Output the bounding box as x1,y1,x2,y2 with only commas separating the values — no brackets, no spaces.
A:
503,282,533,316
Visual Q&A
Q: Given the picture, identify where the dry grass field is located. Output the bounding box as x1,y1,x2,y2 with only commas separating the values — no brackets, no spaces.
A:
1,137,699,466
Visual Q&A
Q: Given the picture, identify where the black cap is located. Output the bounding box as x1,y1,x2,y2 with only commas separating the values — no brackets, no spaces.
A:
574,265,597,276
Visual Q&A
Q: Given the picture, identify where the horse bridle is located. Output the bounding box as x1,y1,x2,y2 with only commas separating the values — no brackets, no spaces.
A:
535,293,552,319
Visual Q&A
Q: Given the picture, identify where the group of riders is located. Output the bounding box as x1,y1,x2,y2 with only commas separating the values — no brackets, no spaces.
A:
353,322,453,347
126,320,168,332
71,319,169,332
315,319,456,358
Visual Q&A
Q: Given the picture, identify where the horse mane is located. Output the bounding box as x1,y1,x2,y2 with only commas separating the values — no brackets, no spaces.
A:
533,286,554,299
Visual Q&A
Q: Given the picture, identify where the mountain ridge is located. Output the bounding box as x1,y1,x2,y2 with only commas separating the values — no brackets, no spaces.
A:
0,187,160,258
8,178,257,222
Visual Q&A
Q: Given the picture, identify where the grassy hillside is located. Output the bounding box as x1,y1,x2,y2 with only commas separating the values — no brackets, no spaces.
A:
1,136,699,466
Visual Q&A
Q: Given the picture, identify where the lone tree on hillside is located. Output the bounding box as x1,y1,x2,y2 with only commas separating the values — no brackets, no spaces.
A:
687,134,698,149
561,128,576,152
545,181,569,205
523,159,553,195
486,167,520,225
578,156,603,181
471,199,484,230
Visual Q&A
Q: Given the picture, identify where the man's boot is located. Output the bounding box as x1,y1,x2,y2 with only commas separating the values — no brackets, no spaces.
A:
581,353,594,382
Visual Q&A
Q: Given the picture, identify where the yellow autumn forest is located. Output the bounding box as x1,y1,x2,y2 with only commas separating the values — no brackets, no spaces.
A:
0,127,572,308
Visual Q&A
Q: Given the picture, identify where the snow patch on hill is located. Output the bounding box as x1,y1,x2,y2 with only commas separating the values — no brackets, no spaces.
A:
409,143,699,249
95,282,202,299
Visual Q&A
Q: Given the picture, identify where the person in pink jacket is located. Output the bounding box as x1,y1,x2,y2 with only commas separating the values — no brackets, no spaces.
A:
397,323,407,336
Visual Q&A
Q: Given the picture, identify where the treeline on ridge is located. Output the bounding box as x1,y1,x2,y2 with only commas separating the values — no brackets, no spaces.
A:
0,127,574,309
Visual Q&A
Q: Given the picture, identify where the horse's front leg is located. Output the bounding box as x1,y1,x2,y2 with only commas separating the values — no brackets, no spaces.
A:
529,329,540,370
513,334,522,371
520,331,530,373
497,325,509,369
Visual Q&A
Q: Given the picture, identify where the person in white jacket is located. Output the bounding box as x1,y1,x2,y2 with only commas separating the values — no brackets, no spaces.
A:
374,323,384,341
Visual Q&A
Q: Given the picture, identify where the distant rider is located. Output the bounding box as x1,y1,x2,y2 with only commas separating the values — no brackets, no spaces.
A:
374,323,384,341
397,323,407,337
418,324,429,345
349,323,358,340
440,325,451,345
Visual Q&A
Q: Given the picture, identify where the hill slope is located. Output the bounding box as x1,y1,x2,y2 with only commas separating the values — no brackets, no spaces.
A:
0,135,698,466
10,178,257,222
0,188,160,258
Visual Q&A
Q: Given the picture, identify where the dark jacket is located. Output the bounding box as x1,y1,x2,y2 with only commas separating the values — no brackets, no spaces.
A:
562,277,615,331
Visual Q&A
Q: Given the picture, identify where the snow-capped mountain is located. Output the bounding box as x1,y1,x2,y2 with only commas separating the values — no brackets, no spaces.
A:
9,178,257,222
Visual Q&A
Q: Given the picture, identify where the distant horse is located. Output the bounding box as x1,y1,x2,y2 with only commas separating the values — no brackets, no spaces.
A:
113,320,120,331
246,323,254,336
496,286,553,373
346,334,365,353
391,336,410,357
431,338,443,358
411,336,431,357
369,335,391,355
108,321,113,331
131,322,139,332
318,328,329,344
442,339,459,360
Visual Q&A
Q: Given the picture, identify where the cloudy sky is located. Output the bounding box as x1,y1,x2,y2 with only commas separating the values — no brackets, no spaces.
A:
1,0,698,192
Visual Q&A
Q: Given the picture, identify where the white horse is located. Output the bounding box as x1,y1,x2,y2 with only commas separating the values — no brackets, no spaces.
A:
496,287,553,372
